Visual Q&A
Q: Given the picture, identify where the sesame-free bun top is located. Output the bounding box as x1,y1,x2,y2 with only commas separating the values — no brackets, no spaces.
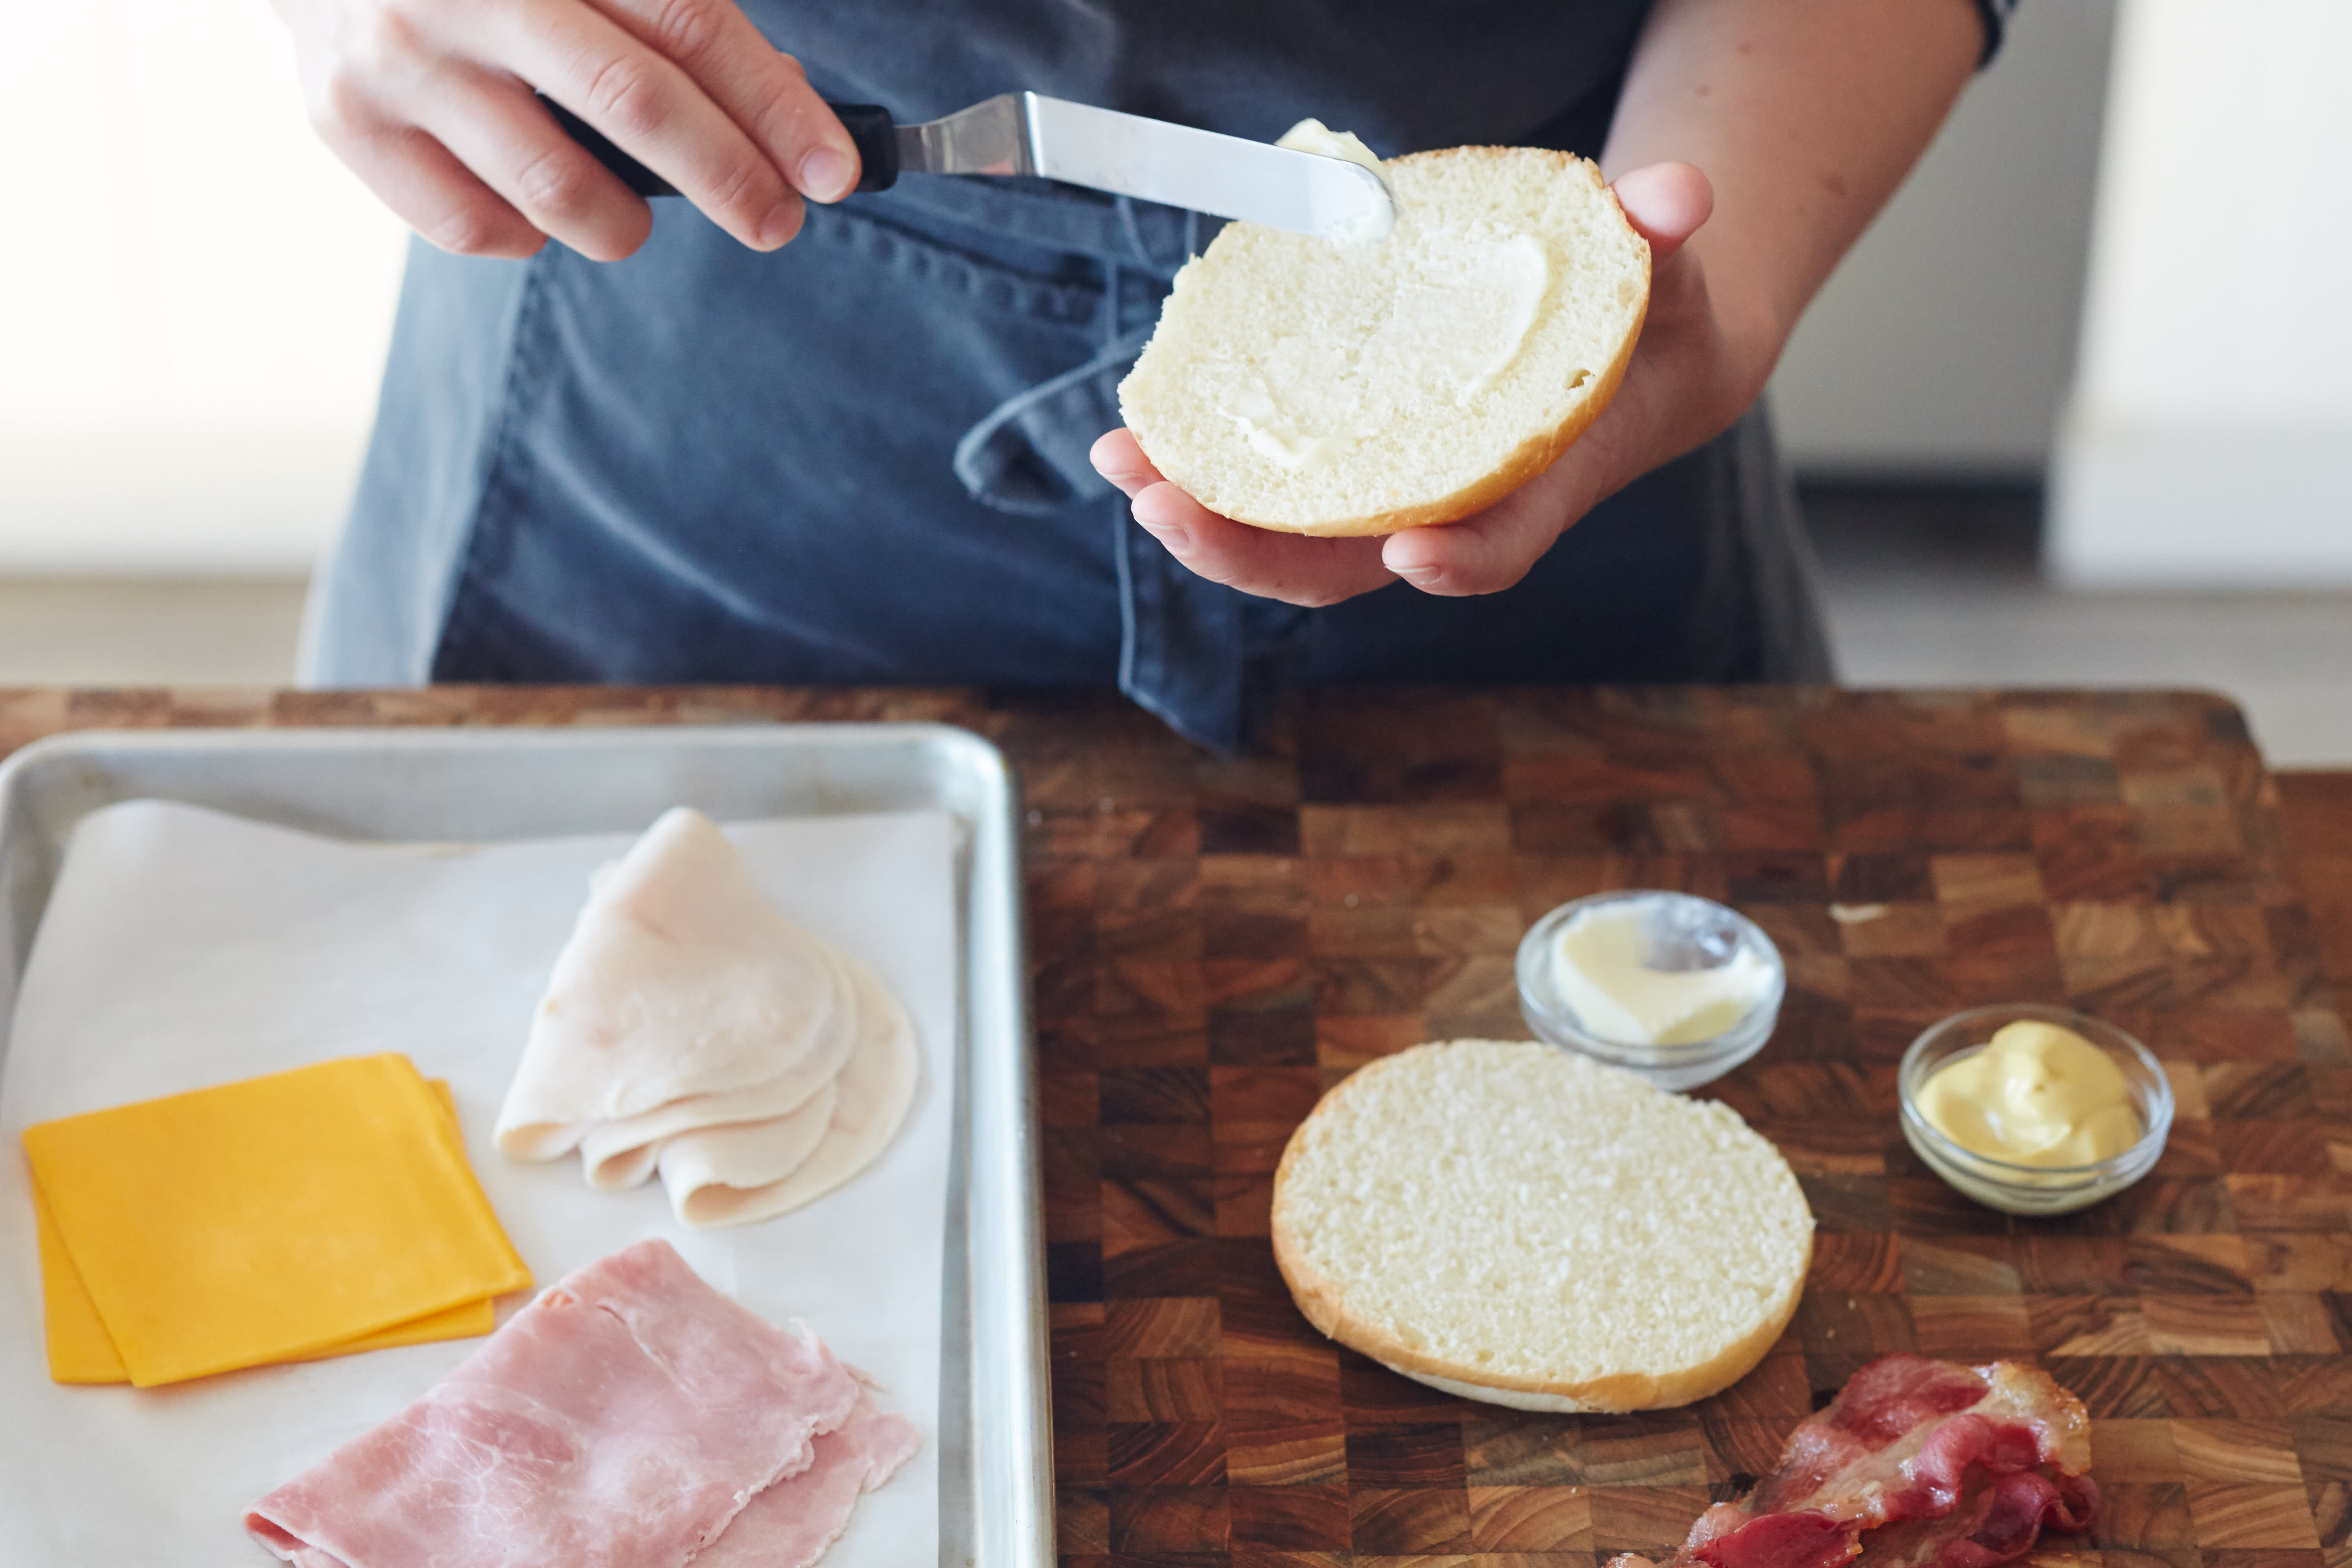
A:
1271,1040,1813,1413
1117,146,1649,537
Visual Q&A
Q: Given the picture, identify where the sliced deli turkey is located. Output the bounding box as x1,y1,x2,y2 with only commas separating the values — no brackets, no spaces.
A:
496,809,918,1227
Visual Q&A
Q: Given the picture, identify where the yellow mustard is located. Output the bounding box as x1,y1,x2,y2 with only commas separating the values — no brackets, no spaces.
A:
1916,1020,2141,1167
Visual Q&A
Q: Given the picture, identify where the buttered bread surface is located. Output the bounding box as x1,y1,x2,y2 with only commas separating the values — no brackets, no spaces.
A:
1120,146,1649,536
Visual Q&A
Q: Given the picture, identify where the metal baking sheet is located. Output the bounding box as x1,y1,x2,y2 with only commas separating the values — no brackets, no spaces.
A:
0,723,1047,1568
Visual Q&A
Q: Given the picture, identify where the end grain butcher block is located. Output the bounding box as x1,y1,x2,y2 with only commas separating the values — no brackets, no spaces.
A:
1,684,2345,1564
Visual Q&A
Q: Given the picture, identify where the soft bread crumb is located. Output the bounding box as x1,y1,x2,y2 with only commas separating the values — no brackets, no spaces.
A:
1119,147,1649,537
1271,1040,1813,1411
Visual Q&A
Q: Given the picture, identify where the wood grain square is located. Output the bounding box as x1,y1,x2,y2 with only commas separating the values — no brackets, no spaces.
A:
2091,1419,2185,1479
1461,1415,1586,1487
1470,1487,1595,1552
1058,1486,1111,1553
1909,1294,2034,1356
1207,1008,1319,1067
1102,1179,1217,1258
1587,1485,1713,1555
1701,1353,1815,1422
1806,1233,1904,1294
1055,1357,1108,1428
1227,1486,1352,1550
2092,1481,2199,1559
1836,903,1948,958
1196,805,1303,858
2172,1419,2304,1483
1101,1065,1213,1125
2042,1357,2174,1418
2291,1415,2352,1482
2258,1294,2343,1356
1348,1424,1470,1488
1549,1416,1706,1487
1225,1429,1348,1487
2145,1294,2276,1355
1202,958,1315,1015
2185,1483,2323,1549
1222,1348,1340,1429
1349,1487,1474,1555
1695,1415,1793,1486
2029,1295,2155,1356
1901,1236,2023,1295
1111,1485,1232,1552
2131,1236,2258,1294
1107,1421,1227,1485
1109,1359,1227,1422
1341,1356,1477,1427
1797,1291,1919,1360
2205,1064,2318,1120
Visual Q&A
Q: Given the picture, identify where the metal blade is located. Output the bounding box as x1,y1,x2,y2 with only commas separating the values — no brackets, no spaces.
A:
896,92,1394,245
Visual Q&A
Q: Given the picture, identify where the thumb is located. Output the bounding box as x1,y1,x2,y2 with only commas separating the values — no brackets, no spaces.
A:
1609,162,1713,263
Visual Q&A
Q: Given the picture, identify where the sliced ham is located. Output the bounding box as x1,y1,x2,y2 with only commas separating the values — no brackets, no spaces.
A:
494,809,846,1160
1610,1356,2096,1568
245,1241,884,1568
692,1390,924,1568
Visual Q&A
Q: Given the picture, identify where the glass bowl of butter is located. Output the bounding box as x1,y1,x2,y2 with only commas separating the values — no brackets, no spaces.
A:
1899,1004,2172,1216
1515,890,1785,1091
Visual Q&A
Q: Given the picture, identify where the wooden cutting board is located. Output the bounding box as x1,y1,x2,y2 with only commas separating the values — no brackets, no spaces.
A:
1004,687,2348,1564
1,684,2343,1562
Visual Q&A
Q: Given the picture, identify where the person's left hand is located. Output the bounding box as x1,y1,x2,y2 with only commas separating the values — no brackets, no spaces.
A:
1088,161,1771,607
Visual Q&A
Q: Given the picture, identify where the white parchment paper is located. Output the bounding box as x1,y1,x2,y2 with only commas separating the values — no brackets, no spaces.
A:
0,799,958,1567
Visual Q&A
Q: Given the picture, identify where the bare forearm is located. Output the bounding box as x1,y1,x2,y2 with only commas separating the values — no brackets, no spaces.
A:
1602,0,1982,403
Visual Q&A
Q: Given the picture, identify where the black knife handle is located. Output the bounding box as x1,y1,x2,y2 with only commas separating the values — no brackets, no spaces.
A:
535,94,898,198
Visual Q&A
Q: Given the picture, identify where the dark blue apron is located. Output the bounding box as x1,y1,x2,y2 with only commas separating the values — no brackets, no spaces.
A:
306,1,1833,750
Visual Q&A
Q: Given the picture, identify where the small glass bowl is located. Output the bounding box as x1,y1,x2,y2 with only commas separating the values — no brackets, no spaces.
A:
1515,890,1786,1092
1898,1003,2172,1216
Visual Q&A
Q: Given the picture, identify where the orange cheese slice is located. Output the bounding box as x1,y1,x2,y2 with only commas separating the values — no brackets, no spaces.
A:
24,1055,530,1388
32,1079,504,1385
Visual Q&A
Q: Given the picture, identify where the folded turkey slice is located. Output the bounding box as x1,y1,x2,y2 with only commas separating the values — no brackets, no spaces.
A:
578,947,862,1191
496,808,845,1160
661,957,920,1229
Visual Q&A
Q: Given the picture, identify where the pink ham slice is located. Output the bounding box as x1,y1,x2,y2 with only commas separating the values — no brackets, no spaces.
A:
246,1240,872,1568
693,1390,923,1568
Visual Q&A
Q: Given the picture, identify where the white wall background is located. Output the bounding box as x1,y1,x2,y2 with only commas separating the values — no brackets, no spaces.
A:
1769,0,2116,475
0,0,408,573
2049,0,2352,586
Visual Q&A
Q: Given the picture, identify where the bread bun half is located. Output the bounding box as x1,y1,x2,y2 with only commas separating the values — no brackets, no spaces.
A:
1271,1040,1812,1413
1118,146,1649,537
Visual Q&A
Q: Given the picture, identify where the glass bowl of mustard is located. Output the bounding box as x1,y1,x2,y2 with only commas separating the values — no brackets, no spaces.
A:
1898,1003,2172,1216
1516,890,1786,1092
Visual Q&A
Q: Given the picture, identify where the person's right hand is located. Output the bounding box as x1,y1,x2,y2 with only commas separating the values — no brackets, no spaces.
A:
272,0,862,261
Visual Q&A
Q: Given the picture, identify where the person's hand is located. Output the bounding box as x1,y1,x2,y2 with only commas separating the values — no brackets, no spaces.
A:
272,0,862,261
1089,163,1774,607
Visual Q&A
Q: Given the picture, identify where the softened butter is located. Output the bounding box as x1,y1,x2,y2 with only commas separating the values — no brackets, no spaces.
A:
1548,897,1775,1048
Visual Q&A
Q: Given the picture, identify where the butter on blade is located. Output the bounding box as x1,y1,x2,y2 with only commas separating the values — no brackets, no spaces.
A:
24,1054,530,1388
34,1079,501,1385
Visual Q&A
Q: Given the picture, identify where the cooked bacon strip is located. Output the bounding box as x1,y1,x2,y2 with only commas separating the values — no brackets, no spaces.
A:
1608,1356,2094,1568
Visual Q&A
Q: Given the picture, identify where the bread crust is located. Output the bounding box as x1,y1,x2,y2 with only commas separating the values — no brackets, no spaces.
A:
1270,1043,1812,1414
1125,147,1652,539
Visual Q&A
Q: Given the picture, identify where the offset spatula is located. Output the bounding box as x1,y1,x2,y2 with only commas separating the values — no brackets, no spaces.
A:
541,91,1395,245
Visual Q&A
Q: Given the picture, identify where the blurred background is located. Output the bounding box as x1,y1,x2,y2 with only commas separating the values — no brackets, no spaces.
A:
0,0,2345,761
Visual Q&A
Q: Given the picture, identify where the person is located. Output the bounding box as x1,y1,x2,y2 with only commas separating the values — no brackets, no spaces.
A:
279,0,2008,750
